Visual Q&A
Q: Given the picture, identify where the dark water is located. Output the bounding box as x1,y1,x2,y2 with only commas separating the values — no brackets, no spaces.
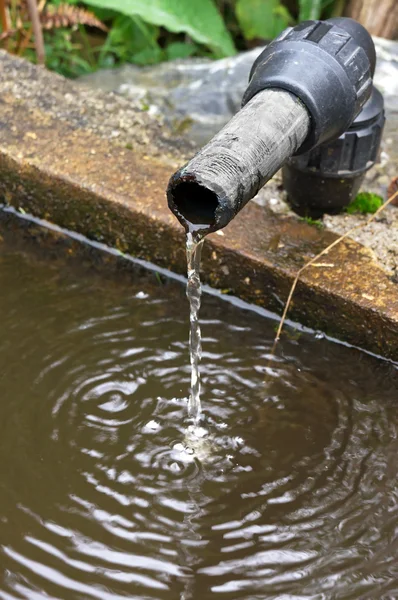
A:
0,220,398,600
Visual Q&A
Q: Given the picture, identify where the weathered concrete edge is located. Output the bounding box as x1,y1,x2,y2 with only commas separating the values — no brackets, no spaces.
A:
0,76,397,359
0,144,396,361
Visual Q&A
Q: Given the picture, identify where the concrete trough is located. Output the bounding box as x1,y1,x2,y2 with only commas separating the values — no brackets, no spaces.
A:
0,51,397,360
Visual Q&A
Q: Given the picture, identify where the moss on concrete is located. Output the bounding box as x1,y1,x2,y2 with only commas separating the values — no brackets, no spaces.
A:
347,192,384,215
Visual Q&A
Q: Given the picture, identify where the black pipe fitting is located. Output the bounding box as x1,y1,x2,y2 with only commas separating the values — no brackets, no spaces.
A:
167,17,383,232
283,87,385,216
242,17,375,153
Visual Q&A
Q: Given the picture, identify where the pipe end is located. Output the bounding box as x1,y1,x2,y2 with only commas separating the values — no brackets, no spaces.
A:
167,175,220,235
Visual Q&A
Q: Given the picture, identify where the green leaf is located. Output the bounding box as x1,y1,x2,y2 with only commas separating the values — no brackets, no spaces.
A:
100,14,159,62
298,0,336,21
298,0,322,21
44,29,95,77
236,0,293,41
166,41,197,60
81,0,236,57
132,45,165,64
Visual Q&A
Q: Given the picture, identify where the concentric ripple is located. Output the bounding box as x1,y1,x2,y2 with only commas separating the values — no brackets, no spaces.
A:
0,241,397,600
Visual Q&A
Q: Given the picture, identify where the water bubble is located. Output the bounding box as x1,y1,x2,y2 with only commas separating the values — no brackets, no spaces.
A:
135,291,149,299
170,462,181,472
143,419,161,433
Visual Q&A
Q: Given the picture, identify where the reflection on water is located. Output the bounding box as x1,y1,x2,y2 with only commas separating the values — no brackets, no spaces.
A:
0,221,397,600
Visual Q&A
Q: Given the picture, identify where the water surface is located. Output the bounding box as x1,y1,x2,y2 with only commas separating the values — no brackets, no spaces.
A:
0,219,397,600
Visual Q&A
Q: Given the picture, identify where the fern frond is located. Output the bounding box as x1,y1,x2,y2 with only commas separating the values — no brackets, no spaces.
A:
41,4,108,32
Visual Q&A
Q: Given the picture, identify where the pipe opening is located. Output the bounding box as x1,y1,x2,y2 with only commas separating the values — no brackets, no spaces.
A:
170,181,219,227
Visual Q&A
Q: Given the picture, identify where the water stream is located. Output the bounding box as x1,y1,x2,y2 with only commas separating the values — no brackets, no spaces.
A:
186,232,205,424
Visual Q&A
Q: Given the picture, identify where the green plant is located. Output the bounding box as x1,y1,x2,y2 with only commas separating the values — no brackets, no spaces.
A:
300,216,324,229
0,0,107,71
40,27,94,76
298,0,337,20
96,12,162,68
82,0,236,58
235,0,342,43
0,0,347,76
346,192,384,215
236,0,292,41
94,12,200,70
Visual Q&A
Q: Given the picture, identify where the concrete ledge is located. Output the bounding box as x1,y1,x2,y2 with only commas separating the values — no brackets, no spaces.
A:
0,52,397,360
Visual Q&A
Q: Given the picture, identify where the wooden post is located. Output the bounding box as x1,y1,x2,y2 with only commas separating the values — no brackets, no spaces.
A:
345,0,398,40
26,0,45,65
0,0,8,35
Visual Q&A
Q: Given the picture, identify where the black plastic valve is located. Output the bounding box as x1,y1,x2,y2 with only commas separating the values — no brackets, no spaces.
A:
283,86,385,216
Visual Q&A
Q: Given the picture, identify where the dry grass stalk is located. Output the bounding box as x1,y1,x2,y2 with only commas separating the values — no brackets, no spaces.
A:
271,188,398,355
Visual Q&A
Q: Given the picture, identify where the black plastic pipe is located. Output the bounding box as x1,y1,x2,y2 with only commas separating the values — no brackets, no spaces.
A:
167,18,375,235
168,88,310,234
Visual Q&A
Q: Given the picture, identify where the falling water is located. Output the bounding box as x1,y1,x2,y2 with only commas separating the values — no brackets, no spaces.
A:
186,231,204,423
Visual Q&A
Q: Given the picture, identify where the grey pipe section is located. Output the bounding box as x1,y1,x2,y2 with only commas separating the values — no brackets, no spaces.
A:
167,88,310,235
